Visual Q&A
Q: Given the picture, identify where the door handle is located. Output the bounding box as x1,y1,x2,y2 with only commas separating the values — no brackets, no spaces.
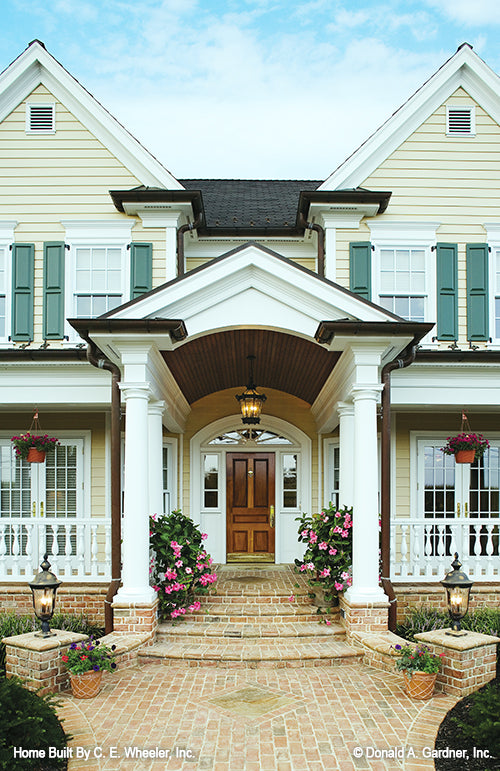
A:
457,502,460,518
32,501,36,517
465,502,468,518
269,505,275,528
40,502,44,517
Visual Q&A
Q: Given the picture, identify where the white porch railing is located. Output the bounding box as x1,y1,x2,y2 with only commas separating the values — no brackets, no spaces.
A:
391,517,500,582
0,518,111,581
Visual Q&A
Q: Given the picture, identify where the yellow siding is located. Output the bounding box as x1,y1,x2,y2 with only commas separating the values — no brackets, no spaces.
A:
348,88,500,345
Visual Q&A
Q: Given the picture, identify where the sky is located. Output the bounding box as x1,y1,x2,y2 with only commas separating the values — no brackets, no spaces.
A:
1,0,500,180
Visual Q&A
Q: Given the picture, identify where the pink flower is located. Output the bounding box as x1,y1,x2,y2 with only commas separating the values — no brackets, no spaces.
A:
318,542,328,550
300,529,309,538
175,560,183,568
201,533,208,540
165,568,177,580
329,548,337,556
288,595,295,602
334,581,344,591
306,562,314,570
309,531,318,543
319,568,330,578
185,567,192,574
188,601,201,612
325,620,332,626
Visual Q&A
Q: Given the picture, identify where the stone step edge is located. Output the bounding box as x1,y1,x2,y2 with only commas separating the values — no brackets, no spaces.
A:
156,623,344,638
139,644,361,663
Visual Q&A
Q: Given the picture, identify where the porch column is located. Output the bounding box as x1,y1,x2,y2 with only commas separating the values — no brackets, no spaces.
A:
345,385,386,604
148,400,166,517
116,383,156,603
337,401,354,507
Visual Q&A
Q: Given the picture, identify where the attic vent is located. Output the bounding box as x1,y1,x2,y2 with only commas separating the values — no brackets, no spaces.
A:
446,105,475,136
26,103,55,133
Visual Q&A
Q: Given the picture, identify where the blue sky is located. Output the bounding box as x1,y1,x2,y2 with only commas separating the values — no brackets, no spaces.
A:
1,0,500,179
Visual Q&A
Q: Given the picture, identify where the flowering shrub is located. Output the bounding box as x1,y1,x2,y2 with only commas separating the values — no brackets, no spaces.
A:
295,504,353,594
392,642,444,675
60,638,116,675
11,432,60,461
440,432,489,458
149,510,217,620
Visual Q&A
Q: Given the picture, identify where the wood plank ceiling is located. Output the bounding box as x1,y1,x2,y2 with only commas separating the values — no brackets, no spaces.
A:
162,329,339,404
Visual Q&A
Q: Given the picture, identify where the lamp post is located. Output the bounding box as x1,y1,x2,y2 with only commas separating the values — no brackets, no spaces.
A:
235,355,267,424
29,554,61,638
441,552,473,636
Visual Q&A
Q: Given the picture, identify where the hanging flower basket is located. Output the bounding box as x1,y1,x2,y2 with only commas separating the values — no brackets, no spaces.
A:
11,432,60,463
440,433,489,464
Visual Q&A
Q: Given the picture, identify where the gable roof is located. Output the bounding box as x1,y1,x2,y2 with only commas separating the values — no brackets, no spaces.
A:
0,40,182,189
321,43,500,190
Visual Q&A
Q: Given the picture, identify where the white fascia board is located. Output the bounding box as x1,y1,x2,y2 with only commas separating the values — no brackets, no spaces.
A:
111,244,398,329
0,361,111,407
391,362,500,408
0,43,182,190
321,46,500,191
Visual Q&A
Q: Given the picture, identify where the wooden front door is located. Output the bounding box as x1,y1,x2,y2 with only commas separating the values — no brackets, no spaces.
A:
226,452,275,558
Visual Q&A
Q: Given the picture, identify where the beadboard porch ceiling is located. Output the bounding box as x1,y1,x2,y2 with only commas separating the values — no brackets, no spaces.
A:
161,329,340,404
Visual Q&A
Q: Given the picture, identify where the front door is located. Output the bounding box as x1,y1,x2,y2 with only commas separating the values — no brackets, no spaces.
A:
226,452,275,560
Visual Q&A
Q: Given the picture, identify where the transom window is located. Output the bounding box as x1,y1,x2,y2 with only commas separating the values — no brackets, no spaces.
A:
208,429,292,446
379,247,426,322
75,246,123,317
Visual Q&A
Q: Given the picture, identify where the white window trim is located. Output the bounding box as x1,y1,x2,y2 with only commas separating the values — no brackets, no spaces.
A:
26,102,56,134
163,438,178,513
61,220,132,342
0,221,18,346
323,438,339,508
446,104,476,137
368,222,440,345
485,223,500,347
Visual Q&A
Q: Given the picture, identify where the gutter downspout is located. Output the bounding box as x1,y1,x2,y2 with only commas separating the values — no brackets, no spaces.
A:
380,339,419,632
177,214,203,276
85,337,122,634
299,214,325,277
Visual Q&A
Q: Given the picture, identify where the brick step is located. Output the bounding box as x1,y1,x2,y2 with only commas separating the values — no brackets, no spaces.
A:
157,620,344,642
203,591,313,603
190,601,321,616
138,639,361,668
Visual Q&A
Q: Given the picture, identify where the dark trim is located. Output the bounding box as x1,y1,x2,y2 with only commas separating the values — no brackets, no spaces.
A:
68,317,188,342
297,189,392,223
315,320,434,345
0,348,88,361
109,188,204,223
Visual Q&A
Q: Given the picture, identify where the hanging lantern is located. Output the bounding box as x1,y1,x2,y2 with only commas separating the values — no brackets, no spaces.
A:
441,552,473,636
29,554,62,638
235,355,267,424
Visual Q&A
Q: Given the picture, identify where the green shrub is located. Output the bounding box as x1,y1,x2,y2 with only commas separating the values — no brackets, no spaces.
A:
0,676,69,770
396,605,500,640
452,682,500,758
0,612,103,676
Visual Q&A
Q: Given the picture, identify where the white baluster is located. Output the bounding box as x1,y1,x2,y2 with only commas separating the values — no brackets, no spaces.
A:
437,524,446,577
400,524,408,577
65,523,72,578
105,523,111,579
51,523,59,574
11,524,20,579
77,524,85,576
424,523,433,577
91,524,98,578
25,523,33,577
0,524,6,578
411,523,420,578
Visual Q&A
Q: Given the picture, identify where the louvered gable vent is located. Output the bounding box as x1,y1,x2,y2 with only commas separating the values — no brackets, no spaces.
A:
27,104,55,133
446,105,475,136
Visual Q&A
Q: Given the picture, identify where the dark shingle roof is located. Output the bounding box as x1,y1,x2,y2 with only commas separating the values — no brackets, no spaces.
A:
179,179,321,231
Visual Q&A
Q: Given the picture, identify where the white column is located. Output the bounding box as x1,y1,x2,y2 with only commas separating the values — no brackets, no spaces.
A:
345,385,386,603
116,383,156,603
337,401,354,508
148,400,165,517
137,210,182,281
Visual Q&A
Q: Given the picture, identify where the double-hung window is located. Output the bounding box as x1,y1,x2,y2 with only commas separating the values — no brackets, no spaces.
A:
62,221,132,336
369,222,439,332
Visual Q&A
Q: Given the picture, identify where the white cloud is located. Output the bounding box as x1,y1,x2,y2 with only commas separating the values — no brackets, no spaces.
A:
424,0,500,25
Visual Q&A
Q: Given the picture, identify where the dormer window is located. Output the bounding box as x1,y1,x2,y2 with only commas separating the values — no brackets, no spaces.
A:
446,105,475,137
26,103,55,134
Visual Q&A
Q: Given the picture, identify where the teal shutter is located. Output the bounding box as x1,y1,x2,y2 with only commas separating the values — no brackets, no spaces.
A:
43,242,65,339
130,243,152,300
436,243,458,340
466,243,489,341
11,244,34,342
349,242,372,300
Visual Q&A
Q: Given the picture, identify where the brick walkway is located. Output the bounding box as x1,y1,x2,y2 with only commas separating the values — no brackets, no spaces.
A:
56,566,458,770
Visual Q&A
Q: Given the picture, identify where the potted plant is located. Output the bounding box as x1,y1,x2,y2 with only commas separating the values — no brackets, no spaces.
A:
440,432,490,464
393,642,444,699
11,432,60,463
61,638,117,698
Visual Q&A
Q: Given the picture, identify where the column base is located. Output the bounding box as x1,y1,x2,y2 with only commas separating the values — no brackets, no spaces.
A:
340,594,389,638
112,597,159,637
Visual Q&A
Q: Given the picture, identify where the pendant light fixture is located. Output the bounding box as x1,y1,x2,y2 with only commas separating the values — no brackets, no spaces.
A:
235,355,267,424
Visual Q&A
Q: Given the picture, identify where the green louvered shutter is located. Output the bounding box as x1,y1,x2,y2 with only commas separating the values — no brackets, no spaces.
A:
436,243,458,340
130,243,152,300
349,242,372,300
43,242,65,339
11,244,34,342
466,243,489,341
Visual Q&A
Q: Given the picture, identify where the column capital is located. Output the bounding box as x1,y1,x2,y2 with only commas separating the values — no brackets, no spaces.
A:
336,401,354,417
351,384,384,402
148,400,166,416
118,382,153,401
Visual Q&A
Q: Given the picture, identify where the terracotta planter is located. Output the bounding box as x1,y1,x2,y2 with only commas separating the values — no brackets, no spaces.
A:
455,449,476,464
70,670,103,698
403,670,437,700
27,448,46,463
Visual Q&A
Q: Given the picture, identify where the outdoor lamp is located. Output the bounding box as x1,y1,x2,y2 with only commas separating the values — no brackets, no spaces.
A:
440,552,473,636
235,355,267,424
29,554,62,638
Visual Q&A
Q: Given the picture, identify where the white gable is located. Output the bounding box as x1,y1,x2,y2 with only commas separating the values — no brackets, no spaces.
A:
0,41,182,189
106,242,400,339
321,44,500,190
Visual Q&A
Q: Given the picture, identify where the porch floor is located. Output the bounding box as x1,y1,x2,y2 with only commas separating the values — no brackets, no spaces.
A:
56,565,459,770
